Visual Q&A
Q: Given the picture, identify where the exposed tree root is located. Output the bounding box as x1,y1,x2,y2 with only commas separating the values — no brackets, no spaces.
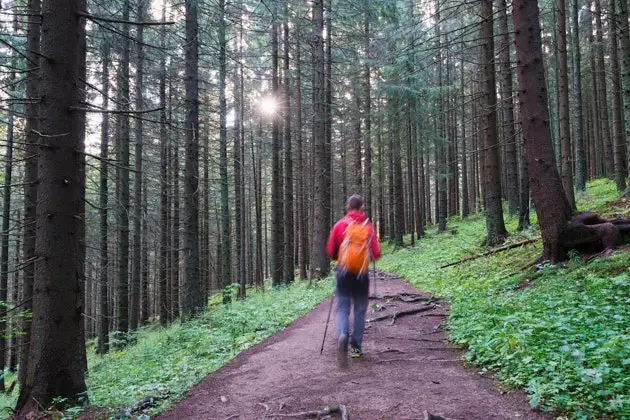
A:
266,404,348,419
367,304,437,324
376,293,434,303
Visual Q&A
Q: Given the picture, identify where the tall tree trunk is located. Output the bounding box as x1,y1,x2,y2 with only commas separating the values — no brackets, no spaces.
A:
497,0,519,216
0,18,17,389
617,0,630,187
20,0,41,389
283,4,295,285
481,0,508,245
556,0,576,208
572,0,587,191
16,0,87,411
117,0,131,334
130,0,146,331
587,5,603,178
270,2,284,286
436,2,447,233
512,0,572,262
363,0,373,219
97,42,110,354
610,0,629,191
594,0,614,178
219,0,232,296
460,50,470,218
171,122,180,319
159,2,169,326
311,0,330,278
183,0,202,316
234,11,246,298
296,34,308,280
481,0,507,246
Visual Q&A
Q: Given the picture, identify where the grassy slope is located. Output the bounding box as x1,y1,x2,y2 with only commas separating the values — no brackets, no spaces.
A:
0,280,334,418
377,179,629,419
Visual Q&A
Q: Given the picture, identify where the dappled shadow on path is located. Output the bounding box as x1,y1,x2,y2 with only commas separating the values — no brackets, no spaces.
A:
156,271,551,420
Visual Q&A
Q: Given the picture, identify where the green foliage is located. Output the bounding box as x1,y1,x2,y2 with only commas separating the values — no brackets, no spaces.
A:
84,280,332,417
0,280,332,418
378,180,629,418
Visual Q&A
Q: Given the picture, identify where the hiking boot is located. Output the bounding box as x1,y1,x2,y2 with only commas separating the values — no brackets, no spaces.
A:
350,346,362,358
337,334,348,367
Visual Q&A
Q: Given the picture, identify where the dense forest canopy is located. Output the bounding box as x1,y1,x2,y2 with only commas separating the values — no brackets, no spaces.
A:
0,0,628,415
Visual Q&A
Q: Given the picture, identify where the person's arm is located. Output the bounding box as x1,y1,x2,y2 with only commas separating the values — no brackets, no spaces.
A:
369,223,381,260
326,222,341,259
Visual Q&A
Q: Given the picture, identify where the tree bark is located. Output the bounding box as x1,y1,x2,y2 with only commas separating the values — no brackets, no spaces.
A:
311,0,330,278
572,0,587,191
97,41,110,354
512,0,572,262
158,2,168,326
183,0,202,317
481,0,508,246
16,0,87,411
283,4,295,284
609,0,628,191
20,0,41,390
117,0,131,334
594,0,614,178
130,0,145,331
219,0,232,295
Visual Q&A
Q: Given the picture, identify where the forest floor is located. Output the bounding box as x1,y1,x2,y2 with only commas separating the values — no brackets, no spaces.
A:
155,271,552,420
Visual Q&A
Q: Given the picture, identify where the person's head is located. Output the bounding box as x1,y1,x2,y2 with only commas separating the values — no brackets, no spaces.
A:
345,194,364,212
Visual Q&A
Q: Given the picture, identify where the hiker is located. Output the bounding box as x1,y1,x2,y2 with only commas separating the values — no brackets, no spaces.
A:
326,194,381,365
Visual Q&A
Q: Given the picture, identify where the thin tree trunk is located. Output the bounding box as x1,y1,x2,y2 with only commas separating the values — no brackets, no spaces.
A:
594,0,614,177
183,0,202,316
117,0,131,334
572,0,587,191
610,0,628,191
481,0,508,246
20,0,40,389
616,0,630,187
130,0,146,331
159,2,168,326
97,41,110,354
296,34,308,280
0,17,17,389
283,4,295,284
219,0,232,295
311,0,330,278
556,0,576,208
497,0,519,216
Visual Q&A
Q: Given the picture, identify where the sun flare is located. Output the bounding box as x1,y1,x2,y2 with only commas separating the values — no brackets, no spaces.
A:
260,96,278,116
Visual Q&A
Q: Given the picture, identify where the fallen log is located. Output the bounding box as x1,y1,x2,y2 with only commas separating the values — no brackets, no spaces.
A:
367,304,437,324
440,238,539,268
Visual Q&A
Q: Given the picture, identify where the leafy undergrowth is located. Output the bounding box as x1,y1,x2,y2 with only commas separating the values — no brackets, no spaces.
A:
378,179,629,419
0,279,333,419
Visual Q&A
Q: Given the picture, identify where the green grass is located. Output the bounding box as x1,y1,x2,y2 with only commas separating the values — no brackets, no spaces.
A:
0,279,334,418
378,179,629,419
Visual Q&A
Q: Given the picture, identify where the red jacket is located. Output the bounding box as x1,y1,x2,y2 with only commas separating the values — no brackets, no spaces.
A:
326,211,381,261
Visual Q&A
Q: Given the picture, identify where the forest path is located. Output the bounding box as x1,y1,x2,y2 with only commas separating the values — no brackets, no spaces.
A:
156,272,550,420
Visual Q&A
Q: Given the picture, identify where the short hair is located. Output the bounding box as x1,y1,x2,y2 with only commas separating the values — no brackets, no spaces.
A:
346,194,363,210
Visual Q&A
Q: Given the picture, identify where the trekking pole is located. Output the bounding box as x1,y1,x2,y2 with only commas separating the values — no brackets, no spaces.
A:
320,293,335,355
372,260,377,299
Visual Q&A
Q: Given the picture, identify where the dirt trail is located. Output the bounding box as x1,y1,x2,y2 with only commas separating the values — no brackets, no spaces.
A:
156,272,551,420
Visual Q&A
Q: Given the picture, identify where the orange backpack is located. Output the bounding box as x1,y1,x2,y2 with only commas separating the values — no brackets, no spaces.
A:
338,218,371,275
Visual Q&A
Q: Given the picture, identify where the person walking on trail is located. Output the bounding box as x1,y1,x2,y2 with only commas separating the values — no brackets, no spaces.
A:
326,194,381,366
